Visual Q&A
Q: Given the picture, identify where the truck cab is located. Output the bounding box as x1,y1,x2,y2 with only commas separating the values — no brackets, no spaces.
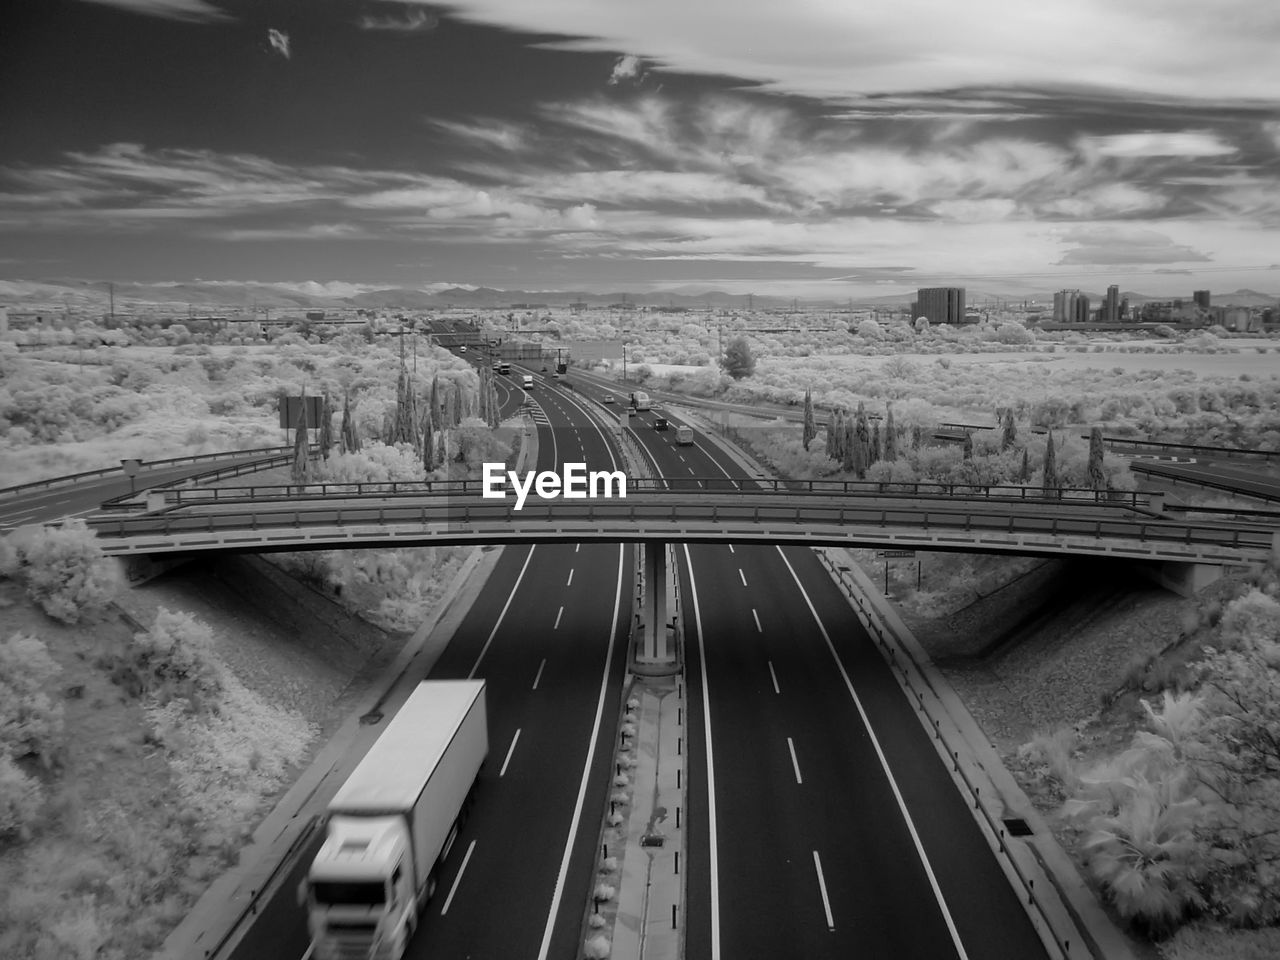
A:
629,391,651,411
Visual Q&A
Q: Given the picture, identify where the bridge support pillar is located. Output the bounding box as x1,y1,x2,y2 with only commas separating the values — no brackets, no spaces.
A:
635,541,678,674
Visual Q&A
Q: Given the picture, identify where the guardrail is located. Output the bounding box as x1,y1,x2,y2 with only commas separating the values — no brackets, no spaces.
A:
132,476,1158,510
815,549,1082,959
1091,436,1280,462
99,449,321,509
1129,462,1280,503
0,445,297,500
82,496,1273,559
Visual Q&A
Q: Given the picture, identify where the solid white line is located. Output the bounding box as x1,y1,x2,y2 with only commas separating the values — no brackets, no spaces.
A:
566,569,574,587
738,568,747,587
813,850,835,931
787,737,803,784
554,606,564,629
768,660,780,694
536,543,626,960
500,729,521,777
300,944,314,960
441,840,476,915
727,544,734,554
532,658,546,690
468,545,536,678
683,543,721,960
776,545,969,960
752,608,762,633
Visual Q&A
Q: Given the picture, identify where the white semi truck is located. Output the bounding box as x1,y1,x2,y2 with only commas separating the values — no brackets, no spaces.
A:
304,680,488,960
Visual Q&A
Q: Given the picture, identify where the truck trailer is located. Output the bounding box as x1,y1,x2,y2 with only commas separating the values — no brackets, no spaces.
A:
305,680,488,960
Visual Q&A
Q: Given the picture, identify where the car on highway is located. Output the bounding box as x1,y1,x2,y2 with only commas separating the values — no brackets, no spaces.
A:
675,425,694,445
602,394,615,404
653,416,669,431
460,345,467,352
552,372,560,380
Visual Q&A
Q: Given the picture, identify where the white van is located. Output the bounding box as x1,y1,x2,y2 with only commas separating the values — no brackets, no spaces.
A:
675,425,694,446
522,374,534,389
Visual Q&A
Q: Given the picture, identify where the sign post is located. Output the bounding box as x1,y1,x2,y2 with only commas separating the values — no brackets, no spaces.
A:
872,549,917,598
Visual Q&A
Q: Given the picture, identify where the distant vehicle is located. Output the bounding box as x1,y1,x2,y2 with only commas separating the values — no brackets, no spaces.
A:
654,416,669,431
492,361,500,371
675,425,694,445
499,362,511,375
304,680,488,960
602,394,616,404
460,345,467,352
630,392,651,411
551,372,560,380
522,374,534,389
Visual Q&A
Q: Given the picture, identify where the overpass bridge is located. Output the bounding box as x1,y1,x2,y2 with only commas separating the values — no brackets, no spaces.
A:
87,484,1274,570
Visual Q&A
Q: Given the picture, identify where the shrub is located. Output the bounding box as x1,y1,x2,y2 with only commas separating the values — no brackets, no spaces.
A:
0,631,65,764
129,608,224,708
584,934,611,959
2,519,119,624
0,753,45,841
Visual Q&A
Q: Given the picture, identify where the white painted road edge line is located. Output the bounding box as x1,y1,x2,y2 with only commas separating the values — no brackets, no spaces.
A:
468,545,536,679
441,840,476,915
787,737,803,785
500,729,521,777
535,542,626,960
532,658,546,690
299,943,314,960
768,660,780,694
776,545,970,960
813,851,835,931
683,542,721,960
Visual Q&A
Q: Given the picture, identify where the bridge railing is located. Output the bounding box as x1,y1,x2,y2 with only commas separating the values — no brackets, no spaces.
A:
132,476,1158,509
83,497,1273,556
0,445,297,501
98,449,320,509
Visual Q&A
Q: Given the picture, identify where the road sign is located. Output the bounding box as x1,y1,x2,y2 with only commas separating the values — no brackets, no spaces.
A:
278,395,323,429
564,340,624,361
874,549,917,558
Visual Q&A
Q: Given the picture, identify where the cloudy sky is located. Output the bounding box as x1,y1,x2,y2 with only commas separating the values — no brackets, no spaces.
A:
1,0,1278,300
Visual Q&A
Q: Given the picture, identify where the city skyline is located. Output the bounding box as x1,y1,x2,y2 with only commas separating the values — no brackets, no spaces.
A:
2,0,1279,299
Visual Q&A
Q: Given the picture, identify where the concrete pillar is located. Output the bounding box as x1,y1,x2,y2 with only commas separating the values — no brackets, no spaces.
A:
641,541,669,662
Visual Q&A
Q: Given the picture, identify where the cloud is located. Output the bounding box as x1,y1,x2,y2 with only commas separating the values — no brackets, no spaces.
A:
358,9,437,31
608,55,646,86
1079,132,1237,158
414,0,1280,103
76,0,229,22
268,28,291,59
1054,227,1212,265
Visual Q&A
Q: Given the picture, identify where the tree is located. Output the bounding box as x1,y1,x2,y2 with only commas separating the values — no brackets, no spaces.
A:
851,403,871,478
1019,447,1030,484
1001,408,1017,451
1042,430,1058,497
801,388,816,451
1088,427,1107,492
421,409,435,472
2,520,119,625
451,382,463,427
391,360,416,446
884,404,897,462
870,421,881,465
722,336,756,380
429,375,441,432
962,431,973,460
340,391,360,453
319,393,334,459
291,391,310,484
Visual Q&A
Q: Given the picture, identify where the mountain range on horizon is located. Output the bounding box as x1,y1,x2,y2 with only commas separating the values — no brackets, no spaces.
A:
1,278,1277,314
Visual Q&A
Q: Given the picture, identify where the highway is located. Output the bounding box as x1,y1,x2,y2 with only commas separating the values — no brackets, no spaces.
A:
227,348,638,960
560,370,1051,958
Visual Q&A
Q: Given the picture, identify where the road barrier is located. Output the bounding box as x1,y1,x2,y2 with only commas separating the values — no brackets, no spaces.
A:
0,445,299,500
